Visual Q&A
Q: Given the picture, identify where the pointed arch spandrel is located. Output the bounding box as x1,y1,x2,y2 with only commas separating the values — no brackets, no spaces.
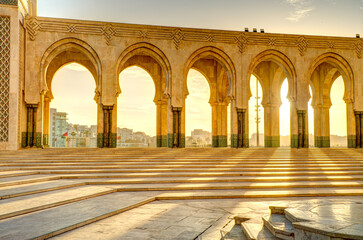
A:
40,38,102,103
116,42,172,100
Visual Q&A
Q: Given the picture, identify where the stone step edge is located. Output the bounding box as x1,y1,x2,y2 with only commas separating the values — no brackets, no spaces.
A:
4,166,363,172
88,181,363,189
3,180,363,200
284,208,314,223
31,197,156,240
0,183,85,200
262,215,294,240
4,188,363,221
0,188,117,220
0,176,60,187
0,172,39,178
154,190,363,200
233,216,257,240
14,170,363,176
3,161,363,165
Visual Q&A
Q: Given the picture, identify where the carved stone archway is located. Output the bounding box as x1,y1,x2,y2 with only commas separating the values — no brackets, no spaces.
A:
309,52,355,148
116,43,172,147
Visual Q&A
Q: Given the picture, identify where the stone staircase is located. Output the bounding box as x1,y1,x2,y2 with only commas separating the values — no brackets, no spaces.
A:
1,148,363,239
235,204,363,240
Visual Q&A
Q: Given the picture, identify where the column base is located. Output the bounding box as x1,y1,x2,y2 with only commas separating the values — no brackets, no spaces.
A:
97,133,103,148
230,134,249,148
291,134,298,148
231,134,237,148
348,135,356,148
167,133,185,148
157,135,168,147
264,136,280,147
43,134,49,147
110,133,117,148
21,132,27,148
314,136,330,148
212,136,227,147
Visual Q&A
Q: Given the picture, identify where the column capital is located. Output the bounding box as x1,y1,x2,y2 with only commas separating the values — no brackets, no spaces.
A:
103,105,114,110
297,110,307,114
26,104,38,108
235,108,246,113
172,107,182,112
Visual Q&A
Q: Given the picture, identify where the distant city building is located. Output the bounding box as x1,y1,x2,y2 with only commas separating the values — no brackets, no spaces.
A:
116,127,156,147
49,108,67,147
187,129,211,147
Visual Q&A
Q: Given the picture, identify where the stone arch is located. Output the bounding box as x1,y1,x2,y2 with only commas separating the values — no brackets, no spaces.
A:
248,49,297,102
309,52,355,148
309,52,354,103
40,38,102,102
116,42,172,99
116,43,172,148
184,46,236,100
184,46,235,148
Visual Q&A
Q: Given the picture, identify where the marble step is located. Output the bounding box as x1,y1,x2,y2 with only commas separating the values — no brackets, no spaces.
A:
262,214,294,240
0,185,118,220
0,175,60,187
0,171,38,178
84,180,363,191
0,192,157,240
2,159,363,164
3,165,363,172
0,180,84,199
24,169,363,176
2,179,363,200
234,216,277,240
58,173,363,181
155,188,363,200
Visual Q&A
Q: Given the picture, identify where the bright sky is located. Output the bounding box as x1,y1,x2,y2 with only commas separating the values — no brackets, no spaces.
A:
43,0,360,138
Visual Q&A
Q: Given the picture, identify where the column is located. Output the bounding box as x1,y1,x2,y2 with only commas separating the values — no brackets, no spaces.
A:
156,100,168,147
290,100,299,148
236,108,247,148
23,104,38,148
42,98,50,147
263,104,280,147
313,105,330,147
172,107,182,148
100,105,115,148
230,100,238,148
346,101,356,148
211,103,228,147
297,110,308,148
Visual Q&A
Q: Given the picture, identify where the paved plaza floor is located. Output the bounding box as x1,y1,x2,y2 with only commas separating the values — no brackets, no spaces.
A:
0,148,363,239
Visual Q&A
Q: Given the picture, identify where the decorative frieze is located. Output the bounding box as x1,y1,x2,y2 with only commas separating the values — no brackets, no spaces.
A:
0,0,17,6
0,16,10,142
25,16,361,56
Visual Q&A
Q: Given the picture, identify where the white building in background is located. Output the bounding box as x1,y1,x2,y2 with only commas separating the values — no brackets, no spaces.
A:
187,129,211,147
49,108,67,147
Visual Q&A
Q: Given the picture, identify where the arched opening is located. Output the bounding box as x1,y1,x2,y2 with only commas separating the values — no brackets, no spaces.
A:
117,66,156,147
280,79,290,146
309,53,354,148
185,69,212,147
49,63,97,148
39,39,101,149
249,75,264,147
184,47,234,148
248,50,296,148
116,43,170,148
330,77,347,147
